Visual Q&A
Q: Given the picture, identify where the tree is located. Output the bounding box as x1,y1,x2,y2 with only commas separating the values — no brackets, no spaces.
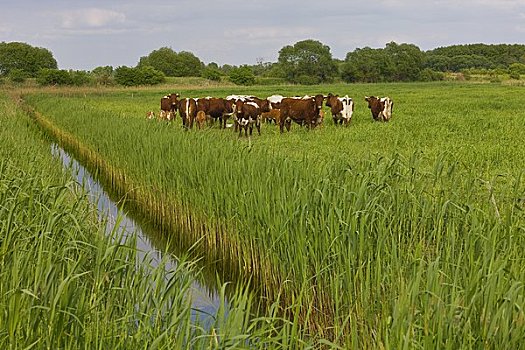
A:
0,42,57,77
91,66,114,85
384,42,424,81
229,66,255,85
277,40,337,84
138,47,203,77
174,51,203,77
341,47,387,83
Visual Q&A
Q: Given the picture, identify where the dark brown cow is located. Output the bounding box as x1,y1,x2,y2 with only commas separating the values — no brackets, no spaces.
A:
235,100,261,136
159,93,180,121
279,94,324,132
177,98,198,128
365,96,393,122
196,98,235,129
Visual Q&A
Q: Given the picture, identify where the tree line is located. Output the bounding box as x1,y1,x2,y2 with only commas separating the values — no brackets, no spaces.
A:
1,40,525,86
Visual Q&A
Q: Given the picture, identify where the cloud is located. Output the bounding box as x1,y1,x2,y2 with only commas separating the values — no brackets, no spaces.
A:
224,26,314,41
60,8,126,29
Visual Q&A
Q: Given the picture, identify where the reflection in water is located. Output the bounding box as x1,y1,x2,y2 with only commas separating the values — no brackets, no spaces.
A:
51,144,223,322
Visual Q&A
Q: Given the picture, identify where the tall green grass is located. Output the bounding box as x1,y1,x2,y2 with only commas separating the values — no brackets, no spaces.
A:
1,92,332,349
21,82,525,348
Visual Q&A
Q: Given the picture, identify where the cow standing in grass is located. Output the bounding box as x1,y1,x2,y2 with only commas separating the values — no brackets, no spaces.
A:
177,98,198,128
197,97,235,129
278,94,324,132
235,99,261,136
365,96,393,122
326,93,354,126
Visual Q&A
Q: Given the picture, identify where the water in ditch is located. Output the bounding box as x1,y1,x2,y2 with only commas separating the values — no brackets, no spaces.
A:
51,143,225,324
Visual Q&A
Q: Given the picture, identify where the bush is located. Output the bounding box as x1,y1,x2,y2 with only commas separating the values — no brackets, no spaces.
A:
37,69,73,85
69,70,92,86
8,68,28,83
91,66,115,86
419,68,444,82
201,67,222,82
509,71,521,80
114,66,165,86
229,66,255,85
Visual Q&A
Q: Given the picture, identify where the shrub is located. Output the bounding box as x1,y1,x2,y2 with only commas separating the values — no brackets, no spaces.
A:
201,67,222,82
419,68,444,82
37,69,72,85
8,68,28,83
229,66,255,85
509,71,521,80
114,66,165,86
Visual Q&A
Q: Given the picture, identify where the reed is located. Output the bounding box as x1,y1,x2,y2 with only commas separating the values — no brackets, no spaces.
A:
17,81,525,348
0,92,329,349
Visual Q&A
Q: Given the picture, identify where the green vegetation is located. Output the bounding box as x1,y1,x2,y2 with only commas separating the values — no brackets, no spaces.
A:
3,41,525,87
0,92,335,348
19,81,525,348
0,42,57,77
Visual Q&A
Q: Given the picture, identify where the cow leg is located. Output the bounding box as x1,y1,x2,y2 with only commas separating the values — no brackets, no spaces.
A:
285,119,291,132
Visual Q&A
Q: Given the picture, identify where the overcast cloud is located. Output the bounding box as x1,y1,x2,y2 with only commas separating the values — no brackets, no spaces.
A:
1,0,524,70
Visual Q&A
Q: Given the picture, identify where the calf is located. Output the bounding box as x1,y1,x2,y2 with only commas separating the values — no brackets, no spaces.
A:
146,111,155,120
195,110,207,129
261,109,281,124
326,93,354,126
279,94,324,132
365,96,394,122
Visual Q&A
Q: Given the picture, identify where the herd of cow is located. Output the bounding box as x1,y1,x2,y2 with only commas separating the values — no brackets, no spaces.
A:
148,93,394,135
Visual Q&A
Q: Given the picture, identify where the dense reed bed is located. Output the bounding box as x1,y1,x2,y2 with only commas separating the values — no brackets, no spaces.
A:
21,82,525,348
0,93,330,349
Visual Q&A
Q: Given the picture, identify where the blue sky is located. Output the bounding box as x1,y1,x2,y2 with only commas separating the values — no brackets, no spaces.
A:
2,0,524,71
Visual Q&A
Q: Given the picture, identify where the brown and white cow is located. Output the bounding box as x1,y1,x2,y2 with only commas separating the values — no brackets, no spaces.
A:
278,94,324,132
235,99,261,136
160,93,180,121
196,97,235,129
326,93,354,126
365,96,394,122
177,98,198,128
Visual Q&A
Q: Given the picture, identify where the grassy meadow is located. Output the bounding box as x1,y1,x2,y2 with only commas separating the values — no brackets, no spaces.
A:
0,92,332,349
12,81,525,348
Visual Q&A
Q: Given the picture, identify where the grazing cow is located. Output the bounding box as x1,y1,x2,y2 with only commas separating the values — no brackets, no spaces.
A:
196,97,235,129
177,98,198,128
195,111,207,129
235,99,261,136
146,111,156,120
365,96,394,122
279,94,324,133
326,93,354,126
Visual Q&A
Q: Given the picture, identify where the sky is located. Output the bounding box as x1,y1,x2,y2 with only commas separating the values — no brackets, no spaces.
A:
1,0,525,71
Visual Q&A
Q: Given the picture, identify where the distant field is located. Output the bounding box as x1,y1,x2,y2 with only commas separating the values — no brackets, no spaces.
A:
21,81,525,348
